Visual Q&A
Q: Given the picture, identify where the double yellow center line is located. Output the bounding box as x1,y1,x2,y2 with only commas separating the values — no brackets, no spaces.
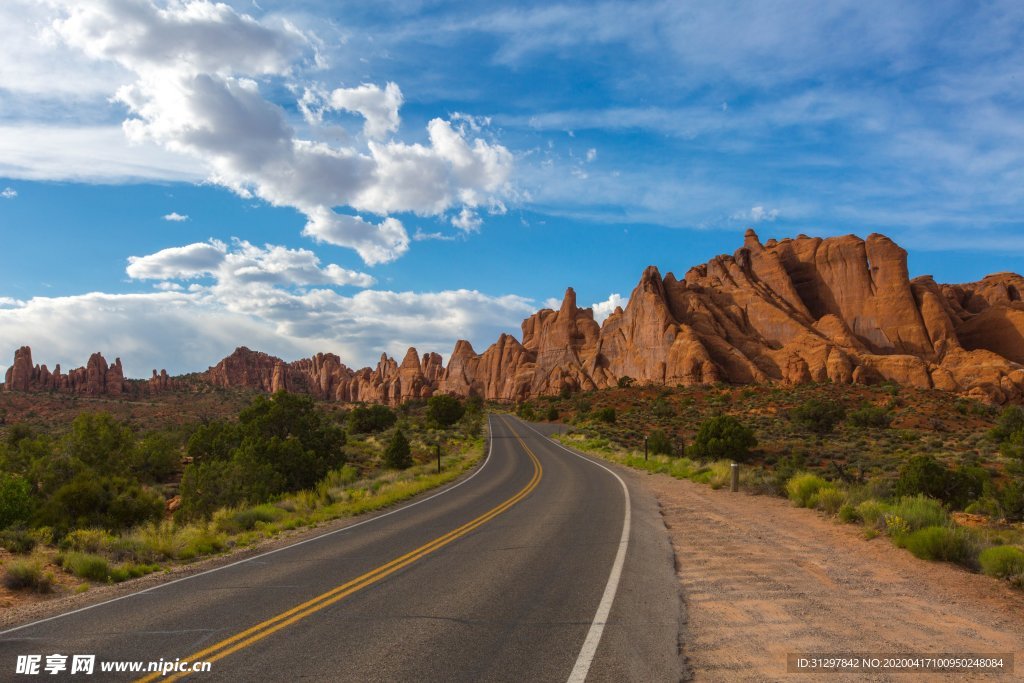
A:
137,421,542,682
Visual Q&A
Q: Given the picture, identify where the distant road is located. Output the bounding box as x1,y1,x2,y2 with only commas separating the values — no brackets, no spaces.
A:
1,416,683,681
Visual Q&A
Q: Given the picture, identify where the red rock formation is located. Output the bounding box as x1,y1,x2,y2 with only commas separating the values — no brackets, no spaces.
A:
1,348,172,397
5,231,1024,404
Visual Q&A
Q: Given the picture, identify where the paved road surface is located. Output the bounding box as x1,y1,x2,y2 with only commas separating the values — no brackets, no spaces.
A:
1,415,683,681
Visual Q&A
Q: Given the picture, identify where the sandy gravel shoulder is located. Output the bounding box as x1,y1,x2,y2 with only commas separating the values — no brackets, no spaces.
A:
641,473,1024,682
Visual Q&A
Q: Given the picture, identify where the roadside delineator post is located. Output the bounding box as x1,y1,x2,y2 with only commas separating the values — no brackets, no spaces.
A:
644,435,648,461
437,443,442,473
730,462,739,492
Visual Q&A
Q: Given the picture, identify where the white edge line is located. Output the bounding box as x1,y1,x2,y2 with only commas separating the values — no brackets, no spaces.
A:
0,416,497,638
517,418,631,683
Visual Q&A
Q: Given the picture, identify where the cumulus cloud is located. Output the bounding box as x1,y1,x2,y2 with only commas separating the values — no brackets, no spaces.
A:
162,211,188,221
50,0,513,265
733,205,779,223
127,239,376,288
327,82,403,140
0,187,15,199
590,293,626,323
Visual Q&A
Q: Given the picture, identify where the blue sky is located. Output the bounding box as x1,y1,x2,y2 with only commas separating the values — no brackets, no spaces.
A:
2,0,1024,377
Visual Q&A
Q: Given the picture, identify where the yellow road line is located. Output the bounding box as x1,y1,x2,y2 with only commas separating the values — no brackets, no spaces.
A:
136,418,541,683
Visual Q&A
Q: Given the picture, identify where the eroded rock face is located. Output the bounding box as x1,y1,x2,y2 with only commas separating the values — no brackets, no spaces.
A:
5,231,1024,403
1,348,173,396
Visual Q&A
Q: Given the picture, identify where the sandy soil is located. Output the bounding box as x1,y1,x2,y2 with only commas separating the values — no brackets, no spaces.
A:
643,474,1024,682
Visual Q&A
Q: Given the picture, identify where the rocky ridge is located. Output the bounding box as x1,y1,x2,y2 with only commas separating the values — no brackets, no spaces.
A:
4,231,1024,404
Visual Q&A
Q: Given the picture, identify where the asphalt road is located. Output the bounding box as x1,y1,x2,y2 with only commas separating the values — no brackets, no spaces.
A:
1,415,684,682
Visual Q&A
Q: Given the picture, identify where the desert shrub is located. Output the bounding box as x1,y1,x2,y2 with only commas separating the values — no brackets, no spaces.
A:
131,432,181,484
60,552,112,582
214,505,285,534
175,527,226,560
838,503,859,523
384,430,412,469
651,399,675,418
647,430,674,456
848,404,892,429
427,395,465,428
856,499,892,530
688,416,757,462
545,406,560,421
889,495,948,531
617,376,635,388
595,407,616,424
38,475,164,533
898,526,976,565
0,472,34,529
979,546,1024,579
180,393,346,520
811,487,847,515
3,559,52,592
787,473,829,508
790,399,846,435
517,403,537,421
991,405,1024,442
0,528,37,554
347,404,397,433
61,529,115,554
895,455,987,509
60,552,156,583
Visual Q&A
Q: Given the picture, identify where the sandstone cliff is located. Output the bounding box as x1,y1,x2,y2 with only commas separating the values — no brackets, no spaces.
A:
4,231,1023,404
1,346,176,397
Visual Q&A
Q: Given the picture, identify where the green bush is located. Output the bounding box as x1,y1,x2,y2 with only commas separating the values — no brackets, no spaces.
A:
545,406,559,421
38,475,165,533
215,505,285,534
847,404,892,429
894,455,986,509
856,499,892,530
811,487,847,515
595,407,616,424
347,404,397,433
689,416,757,462
3,559,52,592
0,528,37,554
647,430,674,456
427,395,465,427
889,495,949,531
517,403,537,421
837,503,859,523
898,526,976,565
787,473,829,508
979,545,1024,579
61,552,112,582
179,393,346,520
384,430,412,469
990,405,1024,442
617,376,634,388
790,399,846,435
0,472,34,529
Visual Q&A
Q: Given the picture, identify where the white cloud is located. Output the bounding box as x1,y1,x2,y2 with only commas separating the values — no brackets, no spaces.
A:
0,285,535,376
586,148,597,162
327,82,403,140
126,239,376,288
451,207,482,232
0,187,16,199
47,0,513,265
0,125,205,183
163,211,188,221
732,205,780,223
590,293,626,323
